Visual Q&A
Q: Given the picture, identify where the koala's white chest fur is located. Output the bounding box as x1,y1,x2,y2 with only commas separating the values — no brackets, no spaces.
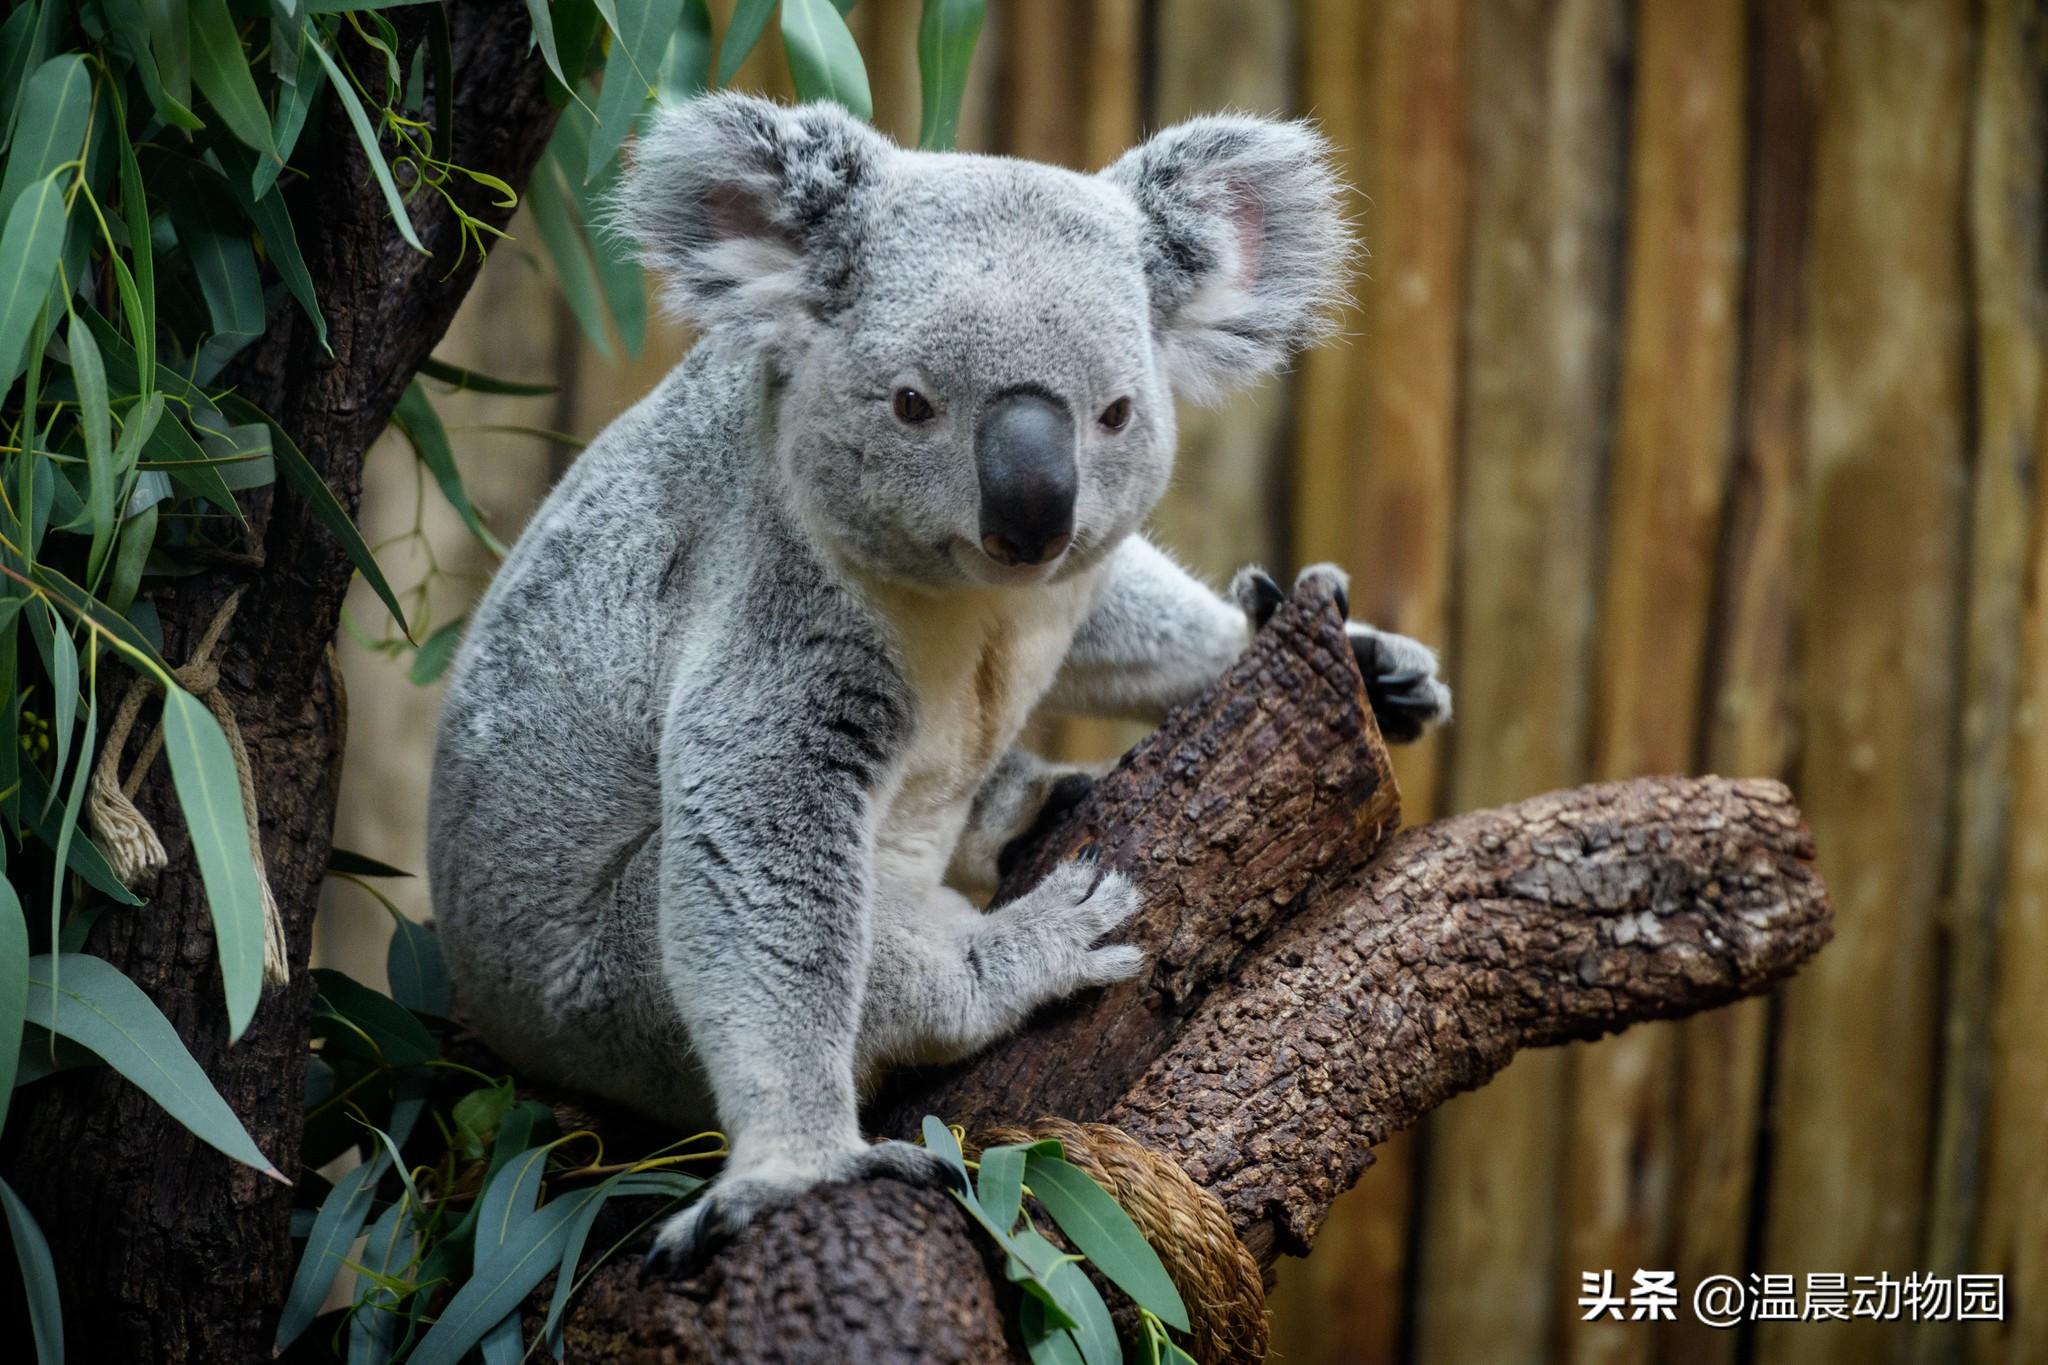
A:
862,573,1101,889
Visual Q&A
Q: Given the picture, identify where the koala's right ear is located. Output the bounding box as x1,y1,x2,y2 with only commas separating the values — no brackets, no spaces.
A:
613,93,890,346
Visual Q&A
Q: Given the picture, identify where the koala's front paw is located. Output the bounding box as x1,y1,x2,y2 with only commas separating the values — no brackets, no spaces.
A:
643,1139,950,1279
1002,850,1147,990
1236,562,1451,744
1348,624,1453,743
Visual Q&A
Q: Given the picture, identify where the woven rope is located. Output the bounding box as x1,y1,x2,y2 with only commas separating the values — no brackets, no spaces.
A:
85,589,289,985
969,1119,1269,1364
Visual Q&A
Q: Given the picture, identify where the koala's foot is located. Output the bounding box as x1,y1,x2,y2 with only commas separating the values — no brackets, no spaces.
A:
643,1138,950,1279
1233,564,1453,744
950,749,1108,897
983,849,1147,997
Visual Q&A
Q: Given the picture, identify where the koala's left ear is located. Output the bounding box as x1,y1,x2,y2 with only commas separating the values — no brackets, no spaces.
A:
1102,116,1352,401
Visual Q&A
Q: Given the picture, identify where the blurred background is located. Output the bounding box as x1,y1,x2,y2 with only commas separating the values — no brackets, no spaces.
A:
311,1,2046,1362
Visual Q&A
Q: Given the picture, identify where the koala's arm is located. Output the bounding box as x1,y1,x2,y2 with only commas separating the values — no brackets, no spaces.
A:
1050,536,1454,740
1045,536,1252,723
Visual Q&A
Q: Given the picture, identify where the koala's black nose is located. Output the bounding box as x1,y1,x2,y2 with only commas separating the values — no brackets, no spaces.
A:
976,391,1076,568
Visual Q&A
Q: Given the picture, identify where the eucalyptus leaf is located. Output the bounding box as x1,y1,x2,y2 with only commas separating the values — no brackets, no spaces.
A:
781,0,872,119
188,0,280,157
587,0,681,180
26,952,282,1176
312,967,437,1068
161,684,267,1043
526,156,613,359
305,34,425,253
407,1180,585,1365
0,54,91,224
385,914,449,1016
417,357,555,396
0,1175,61,1364
1024,1151,1190,1331
976,1142,1025,1233
394,382,502,554
69,314,119,584
1009,1226,1119,1365
0,171,69,389
409,612,464,686
274,1148,390,1353
916,0,983,150
0,880,27,1135
327,847,414,878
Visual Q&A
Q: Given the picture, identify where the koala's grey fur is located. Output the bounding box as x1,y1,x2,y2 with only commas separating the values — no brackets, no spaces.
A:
427,93,1450,1269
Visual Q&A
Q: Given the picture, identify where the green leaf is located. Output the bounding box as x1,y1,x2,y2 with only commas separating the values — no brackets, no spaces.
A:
385,915,449,1016
188,0,280,157
781,0,872,119
922,1114,967,1182
110,71,156,384
0,1176,61,1365
716,0,776,86
589,0,681,180
0,171,69,389
311,967,436,1068
275,1147,390,1353
416,357,555,396
0,55,91,225
327,847,413,878
69,314,119,584
258,22,321,197
141,0,194,110
167,170,266,359
976,1142,1025,1232
526,156,613,359
26,600,78,819
408,1182,585,1365
453,1080,516,1160
107,501,159,617
219,394,411,637
916,0,983,150
661,0,714,103
409,612,464,685
305,34,424,253
0,881,26,1135
393,383,502,554
522,0,568,88
27,952,283,1176
1024,1152,1190,1331
547,100,645,355
347,1195,417,1365
221,148,326,349
160,685,268,1041
1009,1226,1119,1365
1020,1296,1086,1365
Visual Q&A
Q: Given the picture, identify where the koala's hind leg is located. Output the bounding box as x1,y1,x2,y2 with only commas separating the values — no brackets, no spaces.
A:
859,855,1145,1083
946,748,1107,898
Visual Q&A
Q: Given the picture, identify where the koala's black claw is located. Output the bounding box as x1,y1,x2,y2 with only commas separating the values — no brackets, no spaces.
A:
1073,842,1101,868
1333,583,1350,621
1374,667,1427,690
1237,568,1284,629
640,1241,680,1285
1045,771,1096,818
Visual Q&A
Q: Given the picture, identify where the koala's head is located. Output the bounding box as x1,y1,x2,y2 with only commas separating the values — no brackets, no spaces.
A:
618,94,1350,589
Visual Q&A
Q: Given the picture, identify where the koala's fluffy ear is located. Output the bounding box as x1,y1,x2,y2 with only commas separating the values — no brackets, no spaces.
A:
1103,116,1352,400
614,93,890,345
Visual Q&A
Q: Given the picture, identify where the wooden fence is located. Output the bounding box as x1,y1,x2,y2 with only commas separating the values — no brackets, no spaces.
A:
322,1,2047,1360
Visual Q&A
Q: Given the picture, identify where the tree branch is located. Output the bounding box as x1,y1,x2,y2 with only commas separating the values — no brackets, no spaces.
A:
4,10,562,1362
534,581,1833,1362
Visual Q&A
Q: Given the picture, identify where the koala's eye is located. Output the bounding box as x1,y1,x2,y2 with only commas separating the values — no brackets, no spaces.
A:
1098,397,1133,432
892,388,936,424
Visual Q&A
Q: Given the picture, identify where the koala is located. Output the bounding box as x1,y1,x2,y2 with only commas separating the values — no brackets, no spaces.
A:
425,93,1450,1274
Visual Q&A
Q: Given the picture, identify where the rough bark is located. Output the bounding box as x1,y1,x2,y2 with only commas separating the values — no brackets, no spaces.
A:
536,584,1832,1363
2,9,562,1363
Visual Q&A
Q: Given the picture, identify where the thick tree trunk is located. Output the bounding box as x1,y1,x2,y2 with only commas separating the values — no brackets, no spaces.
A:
1,9,561,1363
532,581,1832,1362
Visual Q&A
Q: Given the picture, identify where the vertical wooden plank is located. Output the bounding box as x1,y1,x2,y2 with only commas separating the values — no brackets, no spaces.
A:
1414,1,1630,1361
1660,4,1820,1363
1560,4,1748,1364
1760,1,1972,1361
1950,3,2048,1363
1273,2,1467,1360
1145,0,1298,583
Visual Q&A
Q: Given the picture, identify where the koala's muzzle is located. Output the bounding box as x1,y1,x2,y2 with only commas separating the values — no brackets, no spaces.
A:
976,391,1076,568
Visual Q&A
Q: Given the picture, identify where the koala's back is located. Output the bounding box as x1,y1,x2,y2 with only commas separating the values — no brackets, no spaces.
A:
427,340,765,1066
